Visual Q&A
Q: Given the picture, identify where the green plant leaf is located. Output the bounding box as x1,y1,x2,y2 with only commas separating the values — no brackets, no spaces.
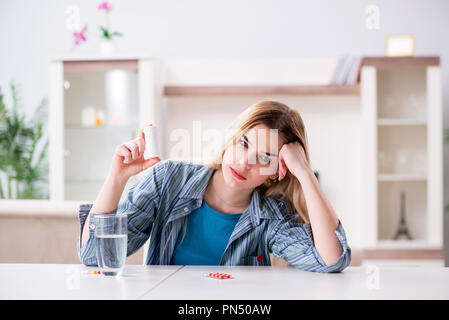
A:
99,25,111,39
111,31,123,37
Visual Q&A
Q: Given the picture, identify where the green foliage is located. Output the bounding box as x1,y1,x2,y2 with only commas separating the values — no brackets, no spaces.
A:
99,26,123,40
0,82,49,199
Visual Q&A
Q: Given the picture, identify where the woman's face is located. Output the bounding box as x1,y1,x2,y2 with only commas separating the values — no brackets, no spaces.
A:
222,124,284,189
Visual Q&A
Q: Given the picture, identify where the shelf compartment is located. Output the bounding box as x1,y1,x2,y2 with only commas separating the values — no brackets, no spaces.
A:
377,68,427,120
65,173,142,202
377,126,427,175
377,180,427,243
64,126,137,181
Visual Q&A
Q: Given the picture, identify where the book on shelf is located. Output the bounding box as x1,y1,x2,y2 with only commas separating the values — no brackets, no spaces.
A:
330,56,347,84
331,55,362,85
346,56,362,84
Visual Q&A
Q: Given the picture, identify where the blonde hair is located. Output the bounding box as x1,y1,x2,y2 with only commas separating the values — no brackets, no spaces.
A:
201,100,311,223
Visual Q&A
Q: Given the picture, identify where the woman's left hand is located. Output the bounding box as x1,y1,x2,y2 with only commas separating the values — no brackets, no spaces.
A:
278,141,311,180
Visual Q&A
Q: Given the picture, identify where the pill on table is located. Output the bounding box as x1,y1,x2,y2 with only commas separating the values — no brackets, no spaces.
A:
204,272,231,279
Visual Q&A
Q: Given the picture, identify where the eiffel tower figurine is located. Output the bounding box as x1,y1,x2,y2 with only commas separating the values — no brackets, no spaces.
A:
393,192,413,240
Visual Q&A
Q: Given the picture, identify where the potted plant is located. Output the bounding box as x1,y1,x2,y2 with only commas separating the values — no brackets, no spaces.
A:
98,1,122,56
0,83,49,199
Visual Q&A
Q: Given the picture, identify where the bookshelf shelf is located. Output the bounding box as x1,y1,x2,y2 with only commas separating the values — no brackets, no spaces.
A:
378,174,427,182
362,56,440,68
376,240,434,249
163,84,360,96
377,118,426,126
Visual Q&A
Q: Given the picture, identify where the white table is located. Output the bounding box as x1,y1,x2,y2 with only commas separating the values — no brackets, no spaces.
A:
0,264,182,300
1,264,449,299
141,265,449,300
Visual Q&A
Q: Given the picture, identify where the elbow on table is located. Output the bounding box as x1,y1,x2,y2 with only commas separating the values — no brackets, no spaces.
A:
79,254,98,267
77,240,98,267
318,247,352,273
291,246,352,273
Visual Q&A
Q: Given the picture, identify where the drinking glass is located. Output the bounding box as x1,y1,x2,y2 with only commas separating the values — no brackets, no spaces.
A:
93,214,127,276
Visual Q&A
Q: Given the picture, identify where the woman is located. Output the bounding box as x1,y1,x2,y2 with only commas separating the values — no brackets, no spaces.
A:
78,101,351,272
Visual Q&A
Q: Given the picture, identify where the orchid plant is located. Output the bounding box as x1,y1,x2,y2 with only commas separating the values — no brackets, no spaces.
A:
98,1,122,40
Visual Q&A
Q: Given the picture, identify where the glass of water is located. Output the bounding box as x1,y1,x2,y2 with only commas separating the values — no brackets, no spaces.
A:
93,213,127,276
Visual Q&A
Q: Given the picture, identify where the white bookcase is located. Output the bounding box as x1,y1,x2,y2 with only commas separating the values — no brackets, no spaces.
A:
48,57,163,202
361,57,443,249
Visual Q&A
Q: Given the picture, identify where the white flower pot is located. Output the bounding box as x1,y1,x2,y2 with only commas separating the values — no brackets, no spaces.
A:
99,38,115,56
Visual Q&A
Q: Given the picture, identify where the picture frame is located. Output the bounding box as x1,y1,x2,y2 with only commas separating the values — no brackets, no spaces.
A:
385,34,415,57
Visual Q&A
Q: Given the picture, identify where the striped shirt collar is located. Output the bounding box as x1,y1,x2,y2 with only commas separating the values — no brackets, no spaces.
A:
178,164,286,226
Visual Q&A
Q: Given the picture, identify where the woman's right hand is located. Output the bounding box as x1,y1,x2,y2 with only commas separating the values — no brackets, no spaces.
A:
109,127,161,181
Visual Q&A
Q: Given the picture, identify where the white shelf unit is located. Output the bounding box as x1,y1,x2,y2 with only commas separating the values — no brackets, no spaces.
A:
361,57,443,249
48,57,163,201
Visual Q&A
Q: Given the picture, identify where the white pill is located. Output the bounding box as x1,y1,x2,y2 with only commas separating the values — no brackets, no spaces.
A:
143,124,160,160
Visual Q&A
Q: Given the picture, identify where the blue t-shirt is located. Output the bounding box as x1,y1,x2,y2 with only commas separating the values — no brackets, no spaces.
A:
171,200,242,265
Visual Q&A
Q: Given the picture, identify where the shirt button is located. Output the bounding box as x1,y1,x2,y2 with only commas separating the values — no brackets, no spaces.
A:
184,207,190,212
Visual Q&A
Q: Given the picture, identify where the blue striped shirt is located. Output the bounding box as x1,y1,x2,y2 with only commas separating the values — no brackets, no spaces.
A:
77,159,352,273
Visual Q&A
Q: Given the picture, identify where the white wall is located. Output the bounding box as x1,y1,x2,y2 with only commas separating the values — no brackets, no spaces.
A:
1,0,448,246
